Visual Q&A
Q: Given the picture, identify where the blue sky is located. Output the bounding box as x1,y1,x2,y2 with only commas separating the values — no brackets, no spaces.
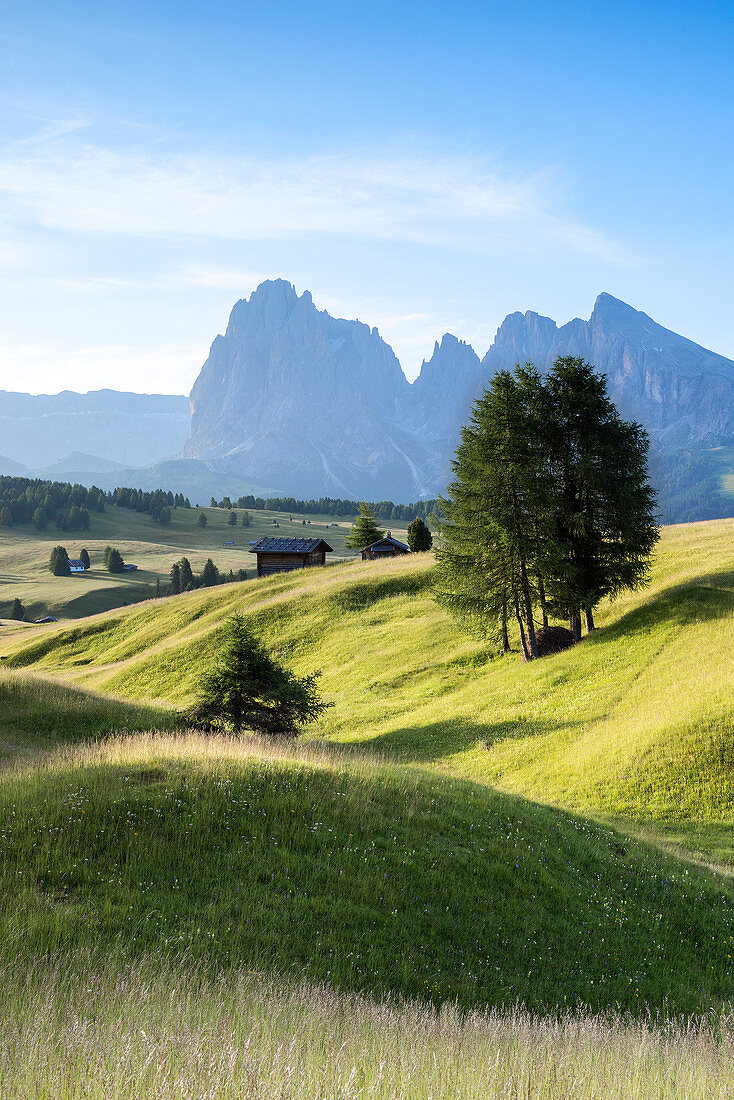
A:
1,0,732,393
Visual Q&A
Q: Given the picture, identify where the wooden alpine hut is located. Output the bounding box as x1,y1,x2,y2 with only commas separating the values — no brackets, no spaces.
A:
361,532,410,561
249,536,333,577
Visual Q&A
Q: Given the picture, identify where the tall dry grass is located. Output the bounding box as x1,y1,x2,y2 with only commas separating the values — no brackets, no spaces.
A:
1,955,732,1099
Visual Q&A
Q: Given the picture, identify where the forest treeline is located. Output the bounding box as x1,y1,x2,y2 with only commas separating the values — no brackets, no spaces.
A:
209,494,438,522
0,477,191,531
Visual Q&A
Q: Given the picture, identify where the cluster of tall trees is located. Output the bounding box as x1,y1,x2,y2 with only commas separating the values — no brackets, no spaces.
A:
210,493,437,524
0,476,103,530
109,486,189,523
434,357,659,660
169,557,248,594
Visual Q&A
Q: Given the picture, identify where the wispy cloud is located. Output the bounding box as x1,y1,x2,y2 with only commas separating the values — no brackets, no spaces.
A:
0,134,622,261
172,266,268,292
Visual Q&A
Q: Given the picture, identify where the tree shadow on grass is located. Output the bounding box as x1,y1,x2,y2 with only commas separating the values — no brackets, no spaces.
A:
0,673,179,750
338,567,734,767
342,714,584,763
598,566,734,644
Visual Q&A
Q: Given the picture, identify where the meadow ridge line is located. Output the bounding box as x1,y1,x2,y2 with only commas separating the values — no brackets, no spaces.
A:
0,554,422,677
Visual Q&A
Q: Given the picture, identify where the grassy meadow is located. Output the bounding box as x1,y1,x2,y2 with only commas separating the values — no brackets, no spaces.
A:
0,500,396,622
2,516,734,1093
5,517,734,861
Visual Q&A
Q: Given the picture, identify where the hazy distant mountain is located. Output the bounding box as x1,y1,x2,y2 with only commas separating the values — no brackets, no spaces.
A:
33,451,126,476
481,293,734,448
4,283,734,521
61,458,278,505
404,333,485,488
182,281,734,509
0,455,29,476
0,389,190,469
183,279,436,499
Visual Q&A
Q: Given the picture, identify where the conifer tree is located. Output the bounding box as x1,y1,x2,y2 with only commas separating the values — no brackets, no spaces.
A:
407,516,433,552
197,511,208,527
178,557,195,590
49,546,70,576
345,503,384,549
188,614,330,736
9,597,25,621
170,561,181,595
543,357,659,639
106,548,124,574
434,358,658,658
201,558,220,587
79,548,90,570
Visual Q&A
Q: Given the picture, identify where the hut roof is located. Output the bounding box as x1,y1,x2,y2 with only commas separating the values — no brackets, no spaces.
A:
364,535,410,552
249,537,333,554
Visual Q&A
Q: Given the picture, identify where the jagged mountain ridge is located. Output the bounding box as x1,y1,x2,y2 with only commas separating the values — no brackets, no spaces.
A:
3,283,734,516
183,279,437,499
184,280,734,503
482,294,734,448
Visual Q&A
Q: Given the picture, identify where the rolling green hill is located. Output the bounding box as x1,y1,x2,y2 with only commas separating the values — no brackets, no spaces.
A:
4,517,734,862
2,517,734,1094
0,728,731,1019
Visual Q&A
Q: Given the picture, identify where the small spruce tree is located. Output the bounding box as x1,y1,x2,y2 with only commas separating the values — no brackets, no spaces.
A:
228,511,237,526
79,548,90,570
188,614,331,736
345,503,385,549
9,597,25,621
170,561,181,595
107,548,124,574
178,557,194,590
49,546,70,576
201,558,220,587
197,511,208,528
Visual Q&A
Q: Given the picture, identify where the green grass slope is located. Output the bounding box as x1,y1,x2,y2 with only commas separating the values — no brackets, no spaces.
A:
4,519,734,860
1,730,732,1017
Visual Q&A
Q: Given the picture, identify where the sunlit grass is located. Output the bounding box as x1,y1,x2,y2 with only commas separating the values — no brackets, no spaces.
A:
2,521,734,1088
0,502,407,622
5,520,734,861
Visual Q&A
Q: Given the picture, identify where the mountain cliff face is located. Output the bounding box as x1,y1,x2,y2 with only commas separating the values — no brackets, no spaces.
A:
184,282,734,505
184,280,435,499
0,390,190,469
